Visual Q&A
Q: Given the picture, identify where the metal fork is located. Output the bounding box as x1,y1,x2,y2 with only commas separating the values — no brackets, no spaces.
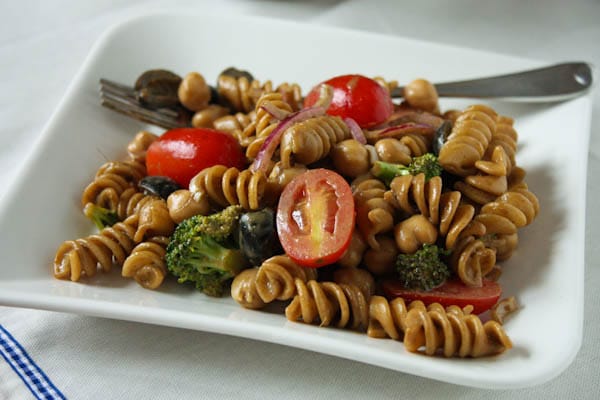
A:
99,62,593,130
100,78,189,129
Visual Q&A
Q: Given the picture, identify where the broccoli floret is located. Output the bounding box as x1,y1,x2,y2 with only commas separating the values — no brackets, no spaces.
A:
371,153,443,186
83,203,119,230
396,244,450,291
166,205,248,297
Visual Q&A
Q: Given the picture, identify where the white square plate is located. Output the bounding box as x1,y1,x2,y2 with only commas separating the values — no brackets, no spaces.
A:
0,12,592,389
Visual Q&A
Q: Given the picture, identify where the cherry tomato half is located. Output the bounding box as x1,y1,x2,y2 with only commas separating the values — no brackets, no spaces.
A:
276,169,355,268
146,128,246,188
381,278,502,315
303,74,393,128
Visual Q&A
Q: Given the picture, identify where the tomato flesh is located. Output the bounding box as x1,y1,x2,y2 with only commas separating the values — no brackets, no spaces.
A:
276,169,355,268
146,128,246,188
303,74,393,128
381,279,502,315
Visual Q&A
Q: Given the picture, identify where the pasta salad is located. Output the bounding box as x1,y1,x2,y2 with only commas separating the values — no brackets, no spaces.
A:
53,67,539,358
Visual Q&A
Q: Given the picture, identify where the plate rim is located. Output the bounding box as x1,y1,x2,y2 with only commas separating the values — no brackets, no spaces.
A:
0,10,592,389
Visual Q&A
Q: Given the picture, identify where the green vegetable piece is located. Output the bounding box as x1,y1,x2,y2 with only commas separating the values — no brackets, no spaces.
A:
166,205,249,297
372,153,442,186
83,203,119,230
396,244,450,291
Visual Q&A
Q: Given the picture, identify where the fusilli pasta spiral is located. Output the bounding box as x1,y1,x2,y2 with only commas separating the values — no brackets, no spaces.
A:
403,302,512,357
352,176,395,250
475,181,539,260
189,165,267,210
438,104,498,177
122,235,169,289
285,279,370,331
54,214,139,281
230,255,317,309
280,115,351,167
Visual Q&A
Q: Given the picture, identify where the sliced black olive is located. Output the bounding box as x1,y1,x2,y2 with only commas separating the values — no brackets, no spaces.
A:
238,208,281,265
432,120,453,155
134,69,182,109
219,67,254,82
138,176,181,199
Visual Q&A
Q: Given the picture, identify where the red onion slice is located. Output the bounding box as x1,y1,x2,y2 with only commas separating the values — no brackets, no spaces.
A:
344,117,366,144
250,106,327,173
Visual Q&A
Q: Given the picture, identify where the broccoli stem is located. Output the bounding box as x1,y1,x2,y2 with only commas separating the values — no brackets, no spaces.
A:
186,236,246,275
371,161,412,186
372,153,442,186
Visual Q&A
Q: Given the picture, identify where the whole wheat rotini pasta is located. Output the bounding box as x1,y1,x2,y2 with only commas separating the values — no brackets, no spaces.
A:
475,181,540,260
336,230,368,269
438,104,498,176
280,115,351,167
122,235,170,289
385,174,442,223
352,176,395,250
394,214,438,254
449,235,497,287
454,145,511,205
332,267,376,300
189,165,267,210
54,214,139,281
245,92,294,159
285,279,370,331
367,296,427,340
403,302,512,357
230,255,317,309
217,74,273,113
363,235,398,276
490,296,519,324
81,160,144,211
213,111,256,147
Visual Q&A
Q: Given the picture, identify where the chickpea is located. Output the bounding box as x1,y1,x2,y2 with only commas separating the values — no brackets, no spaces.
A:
374,138,412,165
191,105,230,128
167,189,210,224
331,139,370,178
178,72,211,111
126,130,158,161
403,78,439,112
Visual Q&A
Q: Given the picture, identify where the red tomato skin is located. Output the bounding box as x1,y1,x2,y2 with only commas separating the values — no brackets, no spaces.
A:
146,128,246,188
276,169,355,268
303,74,393,128
381,279,502,315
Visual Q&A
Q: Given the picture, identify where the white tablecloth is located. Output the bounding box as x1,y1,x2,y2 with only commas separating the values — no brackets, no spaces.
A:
1,1,599,398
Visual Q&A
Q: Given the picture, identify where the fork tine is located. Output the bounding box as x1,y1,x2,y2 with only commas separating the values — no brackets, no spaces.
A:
99,79,189,130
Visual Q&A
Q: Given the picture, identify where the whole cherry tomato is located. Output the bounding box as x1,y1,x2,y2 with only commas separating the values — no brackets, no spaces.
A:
381,278,502,315
146,128,246,188
303,74,393,128
276,169,355,268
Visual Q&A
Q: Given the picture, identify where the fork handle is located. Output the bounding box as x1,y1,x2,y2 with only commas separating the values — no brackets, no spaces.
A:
391,62,593,102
